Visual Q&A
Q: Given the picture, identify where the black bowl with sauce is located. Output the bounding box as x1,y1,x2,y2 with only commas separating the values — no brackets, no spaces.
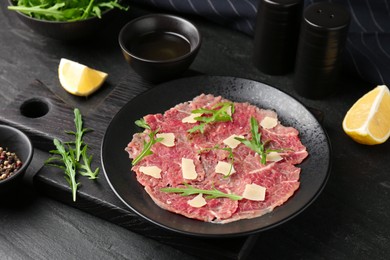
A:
118,14,202,83
0,125,33,193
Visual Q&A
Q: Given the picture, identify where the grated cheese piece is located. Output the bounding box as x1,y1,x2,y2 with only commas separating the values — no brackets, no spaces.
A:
242,183,266,201
223,134,244,149
266,151,283,162
156,133,175,147
187,193,207,208
260,116,278,129
181,158,198,180
182,113,202,123
139,166,162,179
215,161,236,176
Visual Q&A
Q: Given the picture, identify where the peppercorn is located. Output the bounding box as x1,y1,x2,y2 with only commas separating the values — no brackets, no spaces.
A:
0,146,22,181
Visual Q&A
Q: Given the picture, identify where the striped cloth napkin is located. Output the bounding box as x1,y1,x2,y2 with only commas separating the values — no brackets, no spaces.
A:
131,0,390,87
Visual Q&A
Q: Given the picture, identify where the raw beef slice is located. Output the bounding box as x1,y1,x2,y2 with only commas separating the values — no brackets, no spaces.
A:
126,94,308,223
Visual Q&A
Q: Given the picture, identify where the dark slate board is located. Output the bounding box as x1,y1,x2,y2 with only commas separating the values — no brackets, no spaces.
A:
0,72,258,260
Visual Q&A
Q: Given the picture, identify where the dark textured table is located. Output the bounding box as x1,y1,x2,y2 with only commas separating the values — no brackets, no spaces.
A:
1,2,389,260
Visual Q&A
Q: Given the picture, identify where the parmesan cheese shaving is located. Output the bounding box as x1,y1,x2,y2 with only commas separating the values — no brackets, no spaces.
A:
156,133,175,147
223,134,244,149
139,166,162,179
187,193,207,208
226,105,233,116
266,151,283,162
182,113,202,123
215,161,236,176
260,116,278,129
242,183,266,201
181,158,198,180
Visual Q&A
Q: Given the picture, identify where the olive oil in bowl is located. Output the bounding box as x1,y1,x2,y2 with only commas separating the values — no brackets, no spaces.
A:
129,32,191,61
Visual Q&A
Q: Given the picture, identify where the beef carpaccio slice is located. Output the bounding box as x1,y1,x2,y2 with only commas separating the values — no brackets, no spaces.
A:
125,94,308,223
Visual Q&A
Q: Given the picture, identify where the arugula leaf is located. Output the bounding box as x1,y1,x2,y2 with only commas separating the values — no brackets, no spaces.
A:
188,102,235,134
8,0,128,21
80,0,94,20
78,145,99,179
161,183,243,201
131,130,163,166
235,117,284,165
132,118,164,165
66,108,91,161
135,118,151,130
46,139,79,202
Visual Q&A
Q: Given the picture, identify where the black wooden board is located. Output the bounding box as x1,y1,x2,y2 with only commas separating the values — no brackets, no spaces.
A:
0,72,258,260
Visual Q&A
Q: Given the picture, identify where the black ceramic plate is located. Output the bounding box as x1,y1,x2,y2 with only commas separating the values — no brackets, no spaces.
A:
102,76,331,237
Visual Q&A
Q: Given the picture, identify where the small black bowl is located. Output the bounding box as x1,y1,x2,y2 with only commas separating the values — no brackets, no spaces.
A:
118,14,202,83
0,125,33,193
7,0,124,41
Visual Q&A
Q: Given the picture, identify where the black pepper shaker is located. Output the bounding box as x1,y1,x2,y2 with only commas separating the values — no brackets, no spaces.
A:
253,0,304,75
293,2,350,99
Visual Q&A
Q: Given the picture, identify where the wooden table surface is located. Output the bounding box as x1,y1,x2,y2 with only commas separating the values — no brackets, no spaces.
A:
1,2,389,260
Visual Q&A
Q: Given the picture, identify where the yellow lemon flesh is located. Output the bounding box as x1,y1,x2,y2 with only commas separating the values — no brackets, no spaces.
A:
342,85,390,145
58,58,108,97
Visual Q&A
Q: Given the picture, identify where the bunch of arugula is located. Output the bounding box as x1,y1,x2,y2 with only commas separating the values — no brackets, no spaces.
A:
8,0,128,21
45,108,99,202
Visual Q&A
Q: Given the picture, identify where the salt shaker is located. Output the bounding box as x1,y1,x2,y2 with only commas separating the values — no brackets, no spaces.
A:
253,0,304,75
293,2,350,99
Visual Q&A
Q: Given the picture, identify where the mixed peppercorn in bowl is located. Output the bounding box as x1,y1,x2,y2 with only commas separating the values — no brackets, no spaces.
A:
0,125,33,192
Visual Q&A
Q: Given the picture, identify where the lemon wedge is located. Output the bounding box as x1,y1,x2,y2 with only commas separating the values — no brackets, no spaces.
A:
58,58,108,96
342,85,390,145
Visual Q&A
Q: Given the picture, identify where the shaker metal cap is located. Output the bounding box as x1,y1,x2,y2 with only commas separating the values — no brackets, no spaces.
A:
304,2,350,31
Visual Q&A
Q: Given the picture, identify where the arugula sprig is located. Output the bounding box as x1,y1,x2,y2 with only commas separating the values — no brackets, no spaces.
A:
131,118,163,166
188,102,235,134
199,144,235,177
235,117,284,165
8,0,128,22
45,108,99,201
161,183,243,201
